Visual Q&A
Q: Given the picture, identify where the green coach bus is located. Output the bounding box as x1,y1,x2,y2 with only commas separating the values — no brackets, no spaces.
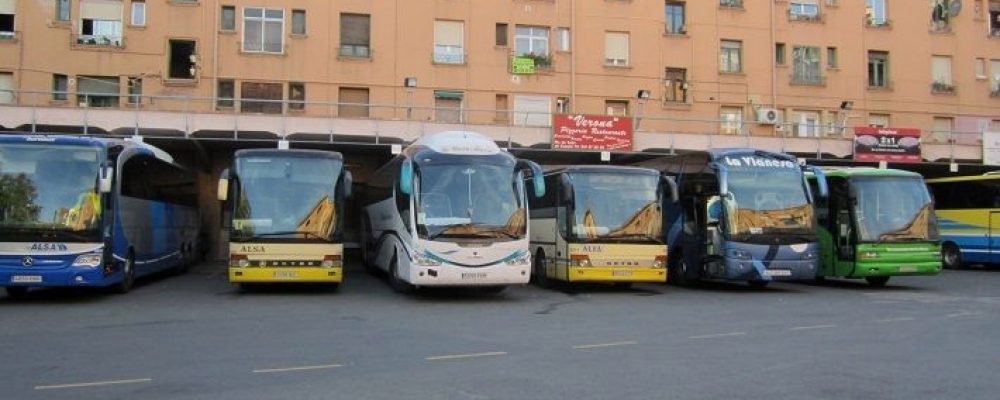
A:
808,168,941,286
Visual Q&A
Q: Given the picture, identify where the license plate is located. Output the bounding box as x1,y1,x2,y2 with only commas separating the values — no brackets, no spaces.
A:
612,270,633,277
767,269,792,277
899,266,917,273
11,275,42,283
273,271,298,279
461,272,487,280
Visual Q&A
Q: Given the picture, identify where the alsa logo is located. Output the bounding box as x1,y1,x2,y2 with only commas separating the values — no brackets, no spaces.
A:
30,243,69,252
239,245,266,253
581,245,604,252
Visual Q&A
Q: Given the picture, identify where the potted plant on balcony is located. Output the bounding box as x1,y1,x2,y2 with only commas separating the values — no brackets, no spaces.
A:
522,52,552,69
931,80,955,93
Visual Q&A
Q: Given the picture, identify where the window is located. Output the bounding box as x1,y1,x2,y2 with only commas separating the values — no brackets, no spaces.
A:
931,0,953,32
217,79,235,108
865,0,888,26
868,113,890,128
52,74,68,101
720,40,742,73
794,110,821,137
604,32,629,66
991,1,1000,36
131,0,145,26
556,27,570,52
720,0,743,8
168,39,197,79
775,43,786,65
513,95,551,127
339,87,370,118
792,46,822,85
0,0,13,37
434,20,465,64
240,82,282,114
991,59,1000,95
127,76,142,104
340,13,371,58
932,116,954,143
556,96,569,113
56,0,71,22
663,67,688,103
79,0,124,46
288,82,304,110
868,50,889,88
495,94,509,123
434,91,463,123
826,47,837,68
606,100,629,117
515,25,549,56
221,5,235,31
77,75,120,108
495,23,508,46
0,72,13,104
789,0,821,20
976,58,987,79
291,9,305,35
665,2,685,34
720,106,743,135
932,55,953,91
243,8,284,53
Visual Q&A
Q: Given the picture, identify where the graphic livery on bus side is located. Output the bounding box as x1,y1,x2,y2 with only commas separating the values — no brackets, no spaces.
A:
810,168,940,286
218,149,352,289
527,166,676,287
360,131,545,293
925,174,1000,268
641,149,827,288
0,134,200,297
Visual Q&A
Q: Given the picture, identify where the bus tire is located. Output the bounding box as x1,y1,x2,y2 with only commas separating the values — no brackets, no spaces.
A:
865,276,890,287
533,251,551,288
5,286,29,298
942,243,963,270
112,253,136,294
388,256,413,294
669,256,693,287
173,244,191,275
748,280,769,289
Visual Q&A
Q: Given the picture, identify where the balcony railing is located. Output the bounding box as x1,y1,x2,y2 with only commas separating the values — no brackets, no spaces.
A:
931,81,956,93
720,0,743,9
72,34,124,48
788,10,823,22
790,74,826,86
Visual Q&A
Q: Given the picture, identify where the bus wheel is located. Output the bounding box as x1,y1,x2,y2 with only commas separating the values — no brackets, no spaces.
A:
479,285,506,294
669,257,692,287
534,252,551,288
865,276,890,287
942,244,963,270
747,280,769,289
388,257,413,294
112,254,136,294
5,286,29,298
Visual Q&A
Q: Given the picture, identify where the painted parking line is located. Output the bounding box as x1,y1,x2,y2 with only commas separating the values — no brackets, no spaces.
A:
946,311,982,318
425,351,507,361
572,340,638,350
689,332,747,340
34,378,152,390
253,364,344,374
789,324,837,331
874,317,915,323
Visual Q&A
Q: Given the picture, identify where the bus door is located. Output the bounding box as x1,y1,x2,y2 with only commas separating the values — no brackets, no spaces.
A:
990,211,1000,263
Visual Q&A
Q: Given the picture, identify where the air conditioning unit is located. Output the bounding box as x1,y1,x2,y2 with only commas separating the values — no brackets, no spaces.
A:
756,108,781,125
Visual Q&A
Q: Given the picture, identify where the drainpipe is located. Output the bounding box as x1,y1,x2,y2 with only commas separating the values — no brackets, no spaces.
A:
570,0,576,112
212,0,220,114
770,0,777,111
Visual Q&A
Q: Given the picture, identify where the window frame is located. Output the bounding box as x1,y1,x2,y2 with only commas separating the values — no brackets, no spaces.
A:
130,0,146,27
720,40,743,73
242,7,285,54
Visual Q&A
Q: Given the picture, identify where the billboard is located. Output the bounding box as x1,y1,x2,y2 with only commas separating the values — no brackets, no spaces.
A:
984,131,1000,166
853,127,922,163
552,114,633,151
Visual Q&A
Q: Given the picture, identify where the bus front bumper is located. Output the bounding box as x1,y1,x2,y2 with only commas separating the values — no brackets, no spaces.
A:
567,266,667,283
851,261,942,277
0,266,117,288
407,263,530,286
229,267,343,283
721,258,817,281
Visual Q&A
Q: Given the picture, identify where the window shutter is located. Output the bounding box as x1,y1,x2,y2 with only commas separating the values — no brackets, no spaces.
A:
513,95,552,127
81,0,123,20
605,32,628,61
341,14,370,45
0,0,14,15
932,56,952,83
434,20,464,47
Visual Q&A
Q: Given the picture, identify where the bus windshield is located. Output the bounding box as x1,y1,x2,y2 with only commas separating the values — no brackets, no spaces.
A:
852,177,936,242
232,155,343,241
416,163,525,240
724,167,814,236
569,172,662,243
0,143,102,241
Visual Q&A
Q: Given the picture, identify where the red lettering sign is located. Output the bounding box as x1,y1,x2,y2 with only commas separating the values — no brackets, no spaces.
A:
853,127,922,163
552,114,633,151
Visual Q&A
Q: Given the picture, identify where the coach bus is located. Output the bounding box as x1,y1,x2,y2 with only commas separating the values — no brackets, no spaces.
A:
527,166,676,287
1,134,200,297
218,149,352,289
810,168,940,286
925,174,1000,268
360,131,545,293
640,149,827,288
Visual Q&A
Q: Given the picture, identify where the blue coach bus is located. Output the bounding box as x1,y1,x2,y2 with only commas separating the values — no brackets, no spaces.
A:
641,149,827,288
0,135,200,297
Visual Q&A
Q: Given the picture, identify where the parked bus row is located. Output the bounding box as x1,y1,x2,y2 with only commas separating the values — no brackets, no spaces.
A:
2,131,975,298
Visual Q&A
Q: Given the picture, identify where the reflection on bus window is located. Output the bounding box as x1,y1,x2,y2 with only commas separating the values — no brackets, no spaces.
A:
570,173,662,242
0,143,101,234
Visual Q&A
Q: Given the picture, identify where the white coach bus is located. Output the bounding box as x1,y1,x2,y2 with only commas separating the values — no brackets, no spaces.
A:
360,131,545,293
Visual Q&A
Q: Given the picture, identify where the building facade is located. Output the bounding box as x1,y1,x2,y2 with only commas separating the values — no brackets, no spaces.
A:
1,0,999,160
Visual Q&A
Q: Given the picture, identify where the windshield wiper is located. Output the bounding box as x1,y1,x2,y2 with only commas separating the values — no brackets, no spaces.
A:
235,231,331,242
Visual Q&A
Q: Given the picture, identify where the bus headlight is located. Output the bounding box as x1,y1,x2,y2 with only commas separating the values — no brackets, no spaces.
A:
654,255,668,268
231,254,250,268
506,252,530,266
414,252,442,266
860,251,880,260
727,249,752,260
570,254,591,267
72,253,102,268
321,255,342,268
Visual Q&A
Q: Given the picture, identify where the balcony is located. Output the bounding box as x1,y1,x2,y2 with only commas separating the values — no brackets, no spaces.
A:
510,53,552,74
864,16,892,28
790,74,826,86
72,34,124,48
788,10,823,23
719,0,743,9
931,81,956,94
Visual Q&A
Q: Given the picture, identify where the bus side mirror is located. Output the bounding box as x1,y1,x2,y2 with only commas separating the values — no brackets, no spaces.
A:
805,166,828,199
716,163,730,197
99,166,113,194
399,159,413,195
516,159,545,198
342,171,354,199
217,168,229,202
662,175,679,203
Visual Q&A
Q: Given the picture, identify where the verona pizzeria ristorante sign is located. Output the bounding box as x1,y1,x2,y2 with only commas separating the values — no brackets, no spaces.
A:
552,114,634,151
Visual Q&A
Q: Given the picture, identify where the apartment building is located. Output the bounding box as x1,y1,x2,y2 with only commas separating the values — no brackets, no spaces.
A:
1,0,999,153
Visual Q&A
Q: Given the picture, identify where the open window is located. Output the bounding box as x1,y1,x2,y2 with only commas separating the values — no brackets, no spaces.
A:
168,39,197,79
